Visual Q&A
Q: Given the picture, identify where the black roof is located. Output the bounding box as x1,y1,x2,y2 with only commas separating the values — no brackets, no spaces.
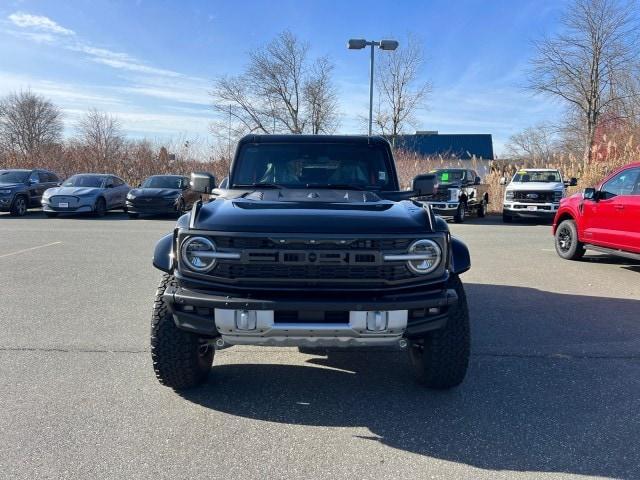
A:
396,133,494,160
239,134,391,146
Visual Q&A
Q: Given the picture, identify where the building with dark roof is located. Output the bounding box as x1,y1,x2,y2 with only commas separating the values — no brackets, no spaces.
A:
395,131,494,160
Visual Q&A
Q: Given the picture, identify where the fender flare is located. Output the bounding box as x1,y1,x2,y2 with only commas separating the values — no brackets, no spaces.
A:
450,236,471,274
153,233,175,273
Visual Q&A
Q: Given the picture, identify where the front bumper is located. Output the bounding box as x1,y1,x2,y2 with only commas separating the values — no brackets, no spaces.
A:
126,199,177,215
503,204,557,219
42,201,93,213
164,283,458,347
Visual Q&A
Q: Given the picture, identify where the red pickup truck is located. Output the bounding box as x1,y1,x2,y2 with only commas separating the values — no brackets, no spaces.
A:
553,162,640,261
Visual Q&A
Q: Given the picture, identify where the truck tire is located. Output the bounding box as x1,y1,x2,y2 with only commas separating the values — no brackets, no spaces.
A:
10,195,28,216
94,197,107,217
502,211,513,223
408,274,470,389
453,202,466,223
477,200,486,217
151,274,214,389
554,219,585,260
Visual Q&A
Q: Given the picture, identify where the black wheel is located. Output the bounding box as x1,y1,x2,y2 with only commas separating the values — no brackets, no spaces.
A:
502,211,513,223
175,199,185,218
555,219,585,260
453,202,466,223
94,197,107,217
477,200,486,217
128,212,139,219
44,212,58,218
408,274,470,389
10,195,28,216
151,274,214,389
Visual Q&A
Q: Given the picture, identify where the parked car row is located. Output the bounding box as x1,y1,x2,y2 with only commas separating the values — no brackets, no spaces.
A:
0,169,201,218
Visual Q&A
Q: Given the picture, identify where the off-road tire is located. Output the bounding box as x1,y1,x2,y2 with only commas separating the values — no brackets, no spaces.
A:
44,212,58,218
502,211,513,223
408,274,470,389
477,199,486,217
10,195,28,216
150,274,214,389
453,202,466,223
555,219,585,260
94,197,106,217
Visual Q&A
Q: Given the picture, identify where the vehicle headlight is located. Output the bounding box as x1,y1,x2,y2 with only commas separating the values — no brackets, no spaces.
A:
407,239,441,275
505,190,514,200
127,192,135,200
180,236,217,272
0,189,12,195
554,190,563,202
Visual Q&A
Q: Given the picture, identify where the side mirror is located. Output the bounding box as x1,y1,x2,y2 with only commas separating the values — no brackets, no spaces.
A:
218,177,229,189
569,177,578,187
499,177,507,186
137,183,142,188
583,187,597,201
191,172,216,194
474,176,481,185
411,174,437,197
28,179,39,185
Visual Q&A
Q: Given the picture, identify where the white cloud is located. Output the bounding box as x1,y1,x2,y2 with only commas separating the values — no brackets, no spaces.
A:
8,12,74,36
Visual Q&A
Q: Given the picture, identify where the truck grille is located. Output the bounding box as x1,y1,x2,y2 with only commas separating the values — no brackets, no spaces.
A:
182,235,437,287
512,191,555,203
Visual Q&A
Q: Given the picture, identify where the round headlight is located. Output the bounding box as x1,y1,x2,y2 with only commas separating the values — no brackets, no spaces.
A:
126,192,135,200
180,236,217,272
407,239,441,274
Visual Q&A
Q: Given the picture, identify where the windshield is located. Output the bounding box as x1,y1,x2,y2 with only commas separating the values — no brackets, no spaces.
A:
513,171,561,183
0,170,29,184
231,143,395,190
142,176,183,189
433,169,466,183
62,175,105,188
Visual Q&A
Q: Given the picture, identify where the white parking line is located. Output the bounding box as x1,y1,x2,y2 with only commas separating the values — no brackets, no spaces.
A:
0,241,62,259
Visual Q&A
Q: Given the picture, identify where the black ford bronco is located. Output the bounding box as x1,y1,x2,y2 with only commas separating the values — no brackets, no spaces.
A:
151,135,471,390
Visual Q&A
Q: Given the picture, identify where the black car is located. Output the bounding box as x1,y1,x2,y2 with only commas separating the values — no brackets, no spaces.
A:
149,135,472,392
125,175,200,218
0,169,60,216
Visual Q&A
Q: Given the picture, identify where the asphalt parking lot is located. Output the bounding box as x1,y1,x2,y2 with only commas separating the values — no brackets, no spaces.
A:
1,212,639,480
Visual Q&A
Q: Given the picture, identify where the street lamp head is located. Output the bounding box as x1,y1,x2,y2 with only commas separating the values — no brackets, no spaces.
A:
378,39,399,51
347,38,367,49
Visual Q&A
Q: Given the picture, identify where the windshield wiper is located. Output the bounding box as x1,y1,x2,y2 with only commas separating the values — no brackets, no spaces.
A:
233,183,284,189
306,184,368,191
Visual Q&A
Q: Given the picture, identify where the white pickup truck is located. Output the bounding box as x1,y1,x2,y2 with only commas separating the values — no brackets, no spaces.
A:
501,168,577,223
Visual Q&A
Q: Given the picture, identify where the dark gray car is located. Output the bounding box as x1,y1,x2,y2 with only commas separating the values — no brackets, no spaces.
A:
0,169,61,216
42,174,130,217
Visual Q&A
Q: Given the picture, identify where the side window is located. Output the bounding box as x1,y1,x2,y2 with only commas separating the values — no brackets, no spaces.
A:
113,177,124,187
105,177,114,188
50,173,60,183
37,172,49,183
183,177,190,189
601,168,640,199
28,171,39,183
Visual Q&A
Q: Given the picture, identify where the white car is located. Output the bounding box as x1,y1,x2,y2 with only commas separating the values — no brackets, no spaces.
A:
500,169,576,223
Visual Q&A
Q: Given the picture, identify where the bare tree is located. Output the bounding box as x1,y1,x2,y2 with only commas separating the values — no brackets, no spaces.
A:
528,0,640,165
304,57,339,134
211,30,339,138
506,125,558,162
374,35,431,146
0,90,63,157
76,108,124,167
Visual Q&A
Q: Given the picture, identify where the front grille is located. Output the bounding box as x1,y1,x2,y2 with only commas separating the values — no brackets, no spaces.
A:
50,196,80,207
512,191,555,203
213,263,413,281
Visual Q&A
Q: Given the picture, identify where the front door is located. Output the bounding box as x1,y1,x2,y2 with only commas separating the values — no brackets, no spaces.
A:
584,168,639,249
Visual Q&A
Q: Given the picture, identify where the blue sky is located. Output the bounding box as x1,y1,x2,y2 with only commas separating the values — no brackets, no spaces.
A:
0,0,569,154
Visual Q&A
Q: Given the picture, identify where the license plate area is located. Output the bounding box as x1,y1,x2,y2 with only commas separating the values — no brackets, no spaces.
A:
59,202,69,208
527,205,537,211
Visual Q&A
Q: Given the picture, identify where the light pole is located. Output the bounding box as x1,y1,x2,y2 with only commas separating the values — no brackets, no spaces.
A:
347,38,399,136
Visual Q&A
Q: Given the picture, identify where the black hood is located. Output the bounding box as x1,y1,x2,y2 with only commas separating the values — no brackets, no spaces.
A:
191,189,435,234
